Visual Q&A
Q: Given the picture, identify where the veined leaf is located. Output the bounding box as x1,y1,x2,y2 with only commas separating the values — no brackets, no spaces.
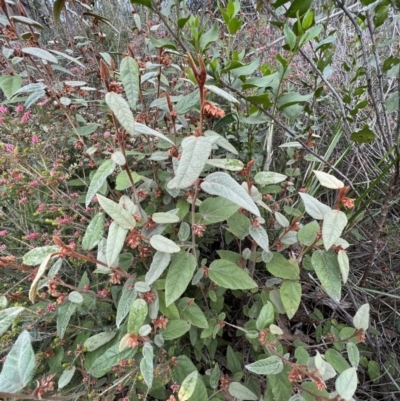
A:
209,259,257,290
116,278,137,328
11,16,44,30
199,196,239,225
57,301,77,339
256,302,275,330
353,303,370,331
120,56,139,109
0,307,25,337
84,332,116,352
249,225,269,252
140,342,153,388
178,371,198,401
228,382,258,400
254,171,287,186
335,367,357,400
82,213,105,250
205,84,239,104
135,122,175,144
0,75,23,98
22,245,59,266
311,251,341,301
338,250,349,283
266,253,299,280
201,172,260,217
127,299,148,334
280,280,301,319
165,252,196,306
106,221,128,267
22,47,58,63
0,331,35,392
105,92,136,135
150,235,181,253
168,136,212,189
160,320,191,340
322,210,347,250
299,193,332,220
96,194,136,230
245,356,283,375
145,251,171,285
58,366,76,389
152,212,180,224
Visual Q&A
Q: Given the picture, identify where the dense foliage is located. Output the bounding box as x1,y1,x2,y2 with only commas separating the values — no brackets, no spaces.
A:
1,0,400,400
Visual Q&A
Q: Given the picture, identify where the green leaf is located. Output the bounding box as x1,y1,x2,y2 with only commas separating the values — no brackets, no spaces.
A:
335,367,357,400
11,16,44,30
227,345,242,374
227,212,251,239
338,250,349,284
178,298,209,329
266,253,300,280
368,360,380,383
105,92,136,135
299,193,332,220
145,251,171,286
268,367,293,401
82,213,105,250
88,344,134,378
311,251,341,301
167,136,212,189
22,47,58,63
278,92,312,109
22,245,59,266
115,169,142,190
140,343,153,388
201,172,260,217
350,125,376,143
0,75,23,99
209,259,257,290
53,0,66,25
106,221,128,267
280,280,301,319
86,160,116,208
325,349,350,374
228,382,258,400
322,210,347,250
160,320,191,340
199,197,239,224
228,17,242,35
24,90,46,109
206,158,244,171
96,193,136,230
58,366,76,389
128,299,148,334
57,301,77,339
284,24,296,50
68,291,83,304
150,234,181,254
385,91,398,113
120,56,139,109
249,225,269,252
347,342,359,368
298,221,320,246
245,356,283,375
254,171,287,186
256,302,275,330
175,90,200,114
152,212,180,224
0,331,35,392
135,122,174,144
0,307,25,338
130,0,153,9
178,371,198,401
199,23,219,50
84,331,116,352
353,303,370,331
165,252,196,306
204,85,239,104
286,0,312,17
116,278,137,328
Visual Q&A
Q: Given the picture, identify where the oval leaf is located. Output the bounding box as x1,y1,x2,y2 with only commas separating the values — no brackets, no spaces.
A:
86,160,116,207
149,234,180,253
208,259,257,290
280,280,301,319
299,193,332,220
84,331,117,352
322,210,347,250
201,172,260,217
106,221,128,267
96,193,136,230
245,356,283,375
22,47,58,63
128,299,148,334
82,213,105,250
313,170,344,189
120,56,139,109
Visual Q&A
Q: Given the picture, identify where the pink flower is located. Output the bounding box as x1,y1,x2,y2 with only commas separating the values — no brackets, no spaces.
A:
299,188,306,193
0,117,5,123
26,232,40,240
31,135,39,144
0,230,8,236
28,180,39,187
15,104,24,113
0,106,8,114
38,98,50,107
19,197,28,204
68,241,76,249
4,143,15,153
37,204,46,213
20,110,31,124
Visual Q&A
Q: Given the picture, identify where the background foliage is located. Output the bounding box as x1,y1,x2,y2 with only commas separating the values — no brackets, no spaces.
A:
1,0,400,400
